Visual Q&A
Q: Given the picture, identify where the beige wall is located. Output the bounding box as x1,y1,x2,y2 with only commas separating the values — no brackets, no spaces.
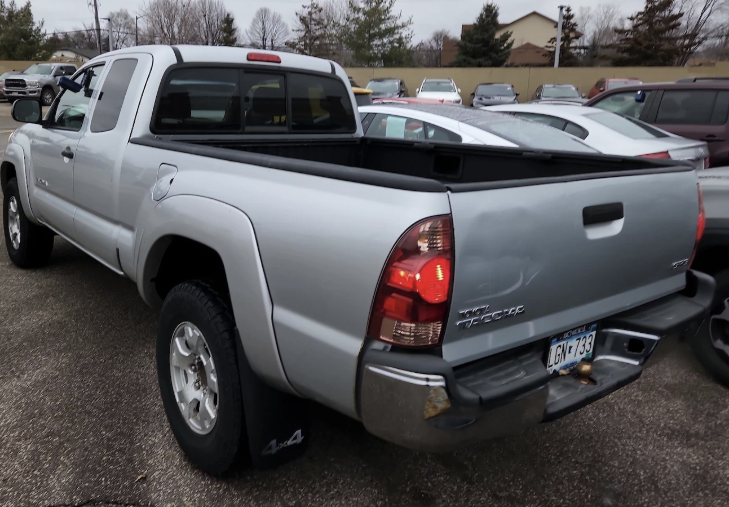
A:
347,63,729,105
0,61,49,75
496,15,556,48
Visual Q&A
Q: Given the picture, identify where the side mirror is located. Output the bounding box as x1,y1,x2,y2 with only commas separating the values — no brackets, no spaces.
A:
635,90,646,103
53,69,63,77
416,88,420,93
457,88,461,93
59,76,82,93
12,99,41,123
516,92,520,96
582,93,586,98
470,91,475,97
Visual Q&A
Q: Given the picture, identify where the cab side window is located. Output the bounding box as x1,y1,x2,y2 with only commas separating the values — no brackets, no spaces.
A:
90,59,138,133
591,90,651,118
50,64,105,132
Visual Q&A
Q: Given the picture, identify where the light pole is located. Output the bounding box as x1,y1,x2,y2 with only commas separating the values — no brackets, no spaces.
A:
101,17,114,52
554,5,565,68
136,14,147,46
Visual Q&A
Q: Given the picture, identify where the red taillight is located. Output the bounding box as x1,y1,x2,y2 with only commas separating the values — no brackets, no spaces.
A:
367,216,454,348
689,183,705,267
247,52,281,63
705,156,710,169
640,151,671,159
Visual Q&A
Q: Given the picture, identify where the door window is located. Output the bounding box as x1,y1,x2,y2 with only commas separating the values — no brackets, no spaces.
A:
90,59,138,133
591,90,652,118
563,122,589,139
368,113,427,140
656,90,719,125
50,64,105,131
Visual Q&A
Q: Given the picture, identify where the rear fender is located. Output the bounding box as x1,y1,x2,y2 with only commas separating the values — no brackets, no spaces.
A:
136,194,296,396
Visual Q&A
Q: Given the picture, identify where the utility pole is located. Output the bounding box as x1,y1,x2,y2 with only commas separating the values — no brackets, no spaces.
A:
102,18,114,51
135,14,146,46
554,5,565,68
91,0,103,54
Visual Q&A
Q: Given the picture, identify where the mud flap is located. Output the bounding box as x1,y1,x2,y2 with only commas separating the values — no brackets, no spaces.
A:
234,329,309,469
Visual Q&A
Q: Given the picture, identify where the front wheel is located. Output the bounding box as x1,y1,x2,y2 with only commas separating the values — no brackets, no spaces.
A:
41,87,55,106
692,270,729,386
157,281,245,475
3,177,54,268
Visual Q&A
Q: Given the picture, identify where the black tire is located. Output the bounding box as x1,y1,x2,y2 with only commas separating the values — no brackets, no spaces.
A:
3,177,54,268
41,87,54,106
157,281,245,475
692,270,729,387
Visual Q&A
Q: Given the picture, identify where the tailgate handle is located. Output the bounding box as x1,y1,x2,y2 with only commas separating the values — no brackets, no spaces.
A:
583,203,623,226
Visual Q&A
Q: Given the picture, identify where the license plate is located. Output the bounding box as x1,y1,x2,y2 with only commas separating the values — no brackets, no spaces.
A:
546,323,597,374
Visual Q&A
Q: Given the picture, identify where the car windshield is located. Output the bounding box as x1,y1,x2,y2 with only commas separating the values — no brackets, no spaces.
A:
367,80,399,93
464,112,597,153
421,80,455,92
586,112,668,139
476,84,514,96
23,64,53,75
543,86,580,98
608,80,640,90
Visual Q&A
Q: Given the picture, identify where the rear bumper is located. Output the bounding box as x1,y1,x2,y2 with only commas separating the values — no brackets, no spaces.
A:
358,270,715,452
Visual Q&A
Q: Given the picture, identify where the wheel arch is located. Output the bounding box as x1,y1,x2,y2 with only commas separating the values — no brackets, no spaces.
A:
136,194,296,395
2,143,39,224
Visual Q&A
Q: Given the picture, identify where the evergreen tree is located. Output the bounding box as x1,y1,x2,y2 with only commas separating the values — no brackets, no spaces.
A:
220,12,238,46
287,1,327,56
451,3,513,67
547,6,579,67
612,0,685,66
343,0,413,67
0,0,46,59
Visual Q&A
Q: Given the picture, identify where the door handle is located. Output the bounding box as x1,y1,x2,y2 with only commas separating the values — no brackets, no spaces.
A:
702,135,726,142
583,203,624,226
61,147,74,159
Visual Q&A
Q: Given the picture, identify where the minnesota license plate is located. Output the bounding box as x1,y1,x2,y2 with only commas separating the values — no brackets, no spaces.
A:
546,323,597,374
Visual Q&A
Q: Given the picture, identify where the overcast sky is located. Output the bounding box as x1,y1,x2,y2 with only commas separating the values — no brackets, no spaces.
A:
40,0,645,42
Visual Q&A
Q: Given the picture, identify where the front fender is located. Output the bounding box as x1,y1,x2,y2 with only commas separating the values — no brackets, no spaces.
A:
2,140,40,225
136,194,297,396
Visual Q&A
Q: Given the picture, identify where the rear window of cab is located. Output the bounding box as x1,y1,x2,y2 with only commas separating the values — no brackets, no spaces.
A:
152,66,357,134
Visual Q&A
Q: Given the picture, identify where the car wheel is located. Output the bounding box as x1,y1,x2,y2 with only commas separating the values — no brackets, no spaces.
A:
692,270,729,387
157,281,245,475
3,177,54,268
41,87,54,106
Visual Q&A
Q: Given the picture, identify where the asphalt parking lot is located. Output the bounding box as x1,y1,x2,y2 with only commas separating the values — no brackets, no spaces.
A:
1,101,729,507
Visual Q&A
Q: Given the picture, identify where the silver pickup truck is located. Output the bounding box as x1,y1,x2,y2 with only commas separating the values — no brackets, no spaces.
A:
1,45,715,475
4,63,78,106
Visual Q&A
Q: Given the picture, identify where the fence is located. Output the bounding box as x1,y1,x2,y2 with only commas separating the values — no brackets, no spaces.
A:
346,63,729,105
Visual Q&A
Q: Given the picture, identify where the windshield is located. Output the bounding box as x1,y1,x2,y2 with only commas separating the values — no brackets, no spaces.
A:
421,80,455,93
476,84,514,96
24,64,52,75
542,86,580,98
465,112,597,153
367,80,399,93
586,112,668,139
607,80,640,90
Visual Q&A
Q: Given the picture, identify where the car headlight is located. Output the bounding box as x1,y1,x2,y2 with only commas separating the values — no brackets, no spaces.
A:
25,81,39,88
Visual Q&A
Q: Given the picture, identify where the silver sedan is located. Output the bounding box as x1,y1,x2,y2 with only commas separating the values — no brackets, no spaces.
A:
486,104,710,169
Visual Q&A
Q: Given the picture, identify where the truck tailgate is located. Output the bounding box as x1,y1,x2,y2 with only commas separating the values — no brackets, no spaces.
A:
442,170,699,365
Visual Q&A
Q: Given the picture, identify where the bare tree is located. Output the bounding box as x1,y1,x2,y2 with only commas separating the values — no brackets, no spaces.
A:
245,7,289,50
412,29,451,67
196,0,228,45
109,9,135,49
141,0,200,45
675,0,727,64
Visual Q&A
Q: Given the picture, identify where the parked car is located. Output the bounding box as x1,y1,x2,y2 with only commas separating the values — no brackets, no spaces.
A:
352,86,373,106
531,84,586,104
584,80,729,166
486,104,709,168
416,78,462,104
365,78,408,98
0,71,12,100
359,103,597,151
470,83,518,107
587,78,642,99
693,168,729,386
2,46,714,476
3,63,77,106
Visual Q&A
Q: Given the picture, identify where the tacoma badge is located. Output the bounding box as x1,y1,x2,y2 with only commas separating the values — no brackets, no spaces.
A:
455,304,525,329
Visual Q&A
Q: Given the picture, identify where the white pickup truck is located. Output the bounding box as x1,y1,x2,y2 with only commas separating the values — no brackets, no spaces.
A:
1,45,714,475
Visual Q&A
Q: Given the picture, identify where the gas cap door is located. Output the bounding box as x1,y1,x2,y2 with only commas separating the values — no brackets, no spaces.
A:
152,163,178,201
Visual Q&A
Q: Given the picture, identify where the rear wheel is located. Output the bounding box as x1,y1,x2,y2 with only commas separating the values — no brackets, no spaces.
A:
41,87,54,106
157,281,245,475
3,177,54,268
693,270,729,386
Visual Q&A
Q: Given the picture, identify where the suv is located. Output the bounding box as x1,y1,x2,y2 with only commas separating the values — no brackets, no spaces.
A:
4,63,78,105
587,78,642,99
584,81,729,167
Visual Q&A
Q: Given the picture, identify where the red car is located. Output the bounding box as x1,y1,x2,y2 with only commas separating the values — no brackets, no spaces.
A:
587,78,642,99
